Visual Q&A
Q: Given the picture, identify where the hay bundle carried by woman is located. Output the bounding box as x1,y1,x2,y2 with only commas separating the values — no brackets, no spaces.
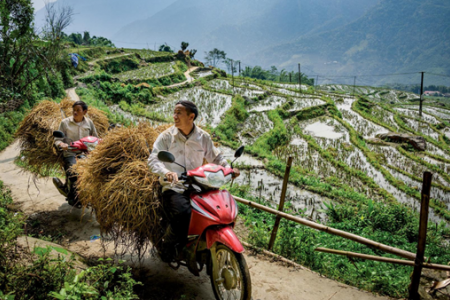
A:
74,122,172,256
15,98,109,177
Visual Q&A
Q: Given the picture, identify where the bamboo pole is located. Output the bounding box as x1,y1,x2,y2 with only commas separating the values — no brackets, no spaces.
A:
232,196,417,260
315,247,450,271
268,157,293,251
409,171,432,300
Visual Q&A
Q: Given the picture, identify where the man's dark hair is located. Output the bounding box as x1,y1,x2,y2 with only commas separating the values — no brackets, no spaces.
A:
73,101,88,111
176,100,198,120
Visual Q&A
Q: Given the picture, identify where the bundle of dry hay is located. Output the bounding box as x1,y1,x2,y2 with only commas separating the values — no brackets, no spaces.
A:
74,122,172,257
15,98,109,177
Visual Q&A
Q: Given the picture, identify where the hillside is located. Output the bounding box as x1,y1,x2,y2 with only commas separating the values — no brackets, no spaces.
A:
251,0,450,84
3,43,450,298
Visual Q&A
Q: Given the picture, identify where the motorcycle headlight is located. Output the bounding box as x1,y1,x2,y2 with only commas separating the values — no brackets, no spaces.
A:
194,171,232,189
83,140,99,152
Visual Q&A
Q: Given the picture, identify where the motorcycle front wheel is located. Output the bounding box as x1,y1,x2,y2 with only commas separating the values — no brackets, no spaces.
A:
210,244,252,300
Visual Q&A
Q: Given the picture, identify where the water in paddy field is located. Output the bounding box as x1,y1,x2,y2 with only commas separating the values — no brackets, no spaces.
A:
401,117,441,140
427,144,450,161
304,122,344,139
423,156,450,174
195,71,213,78
238,112,273,145
248,96,287,112
151,87,232,128
371,106,402,132
110,105,168,126
395,107,441,125
220,146,330,221
289,97,326,112
368,145,448,186
388,168,450,221
336,98,389,138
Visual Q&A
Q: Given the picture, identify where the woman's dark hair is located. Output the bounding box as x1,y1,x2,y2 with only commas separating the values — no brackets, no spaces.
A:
176,100,198,120
73,101,88,111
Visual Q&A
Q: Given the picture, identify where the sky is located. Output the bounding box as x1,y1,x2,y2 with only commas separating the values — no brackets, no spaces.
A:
32,0,57,12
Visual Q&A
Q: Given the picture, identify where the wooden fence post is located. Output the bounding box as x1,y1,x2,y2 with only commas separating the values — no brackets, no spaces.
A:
268,157,293,251
408,171,432,300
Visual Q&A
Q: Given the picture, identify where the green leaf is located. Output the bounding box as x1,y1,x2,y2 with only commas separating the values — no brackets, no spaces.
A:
104,281,109,288
110,267,117,273
9,58,15,68
33,246,50,257
51,246,68,255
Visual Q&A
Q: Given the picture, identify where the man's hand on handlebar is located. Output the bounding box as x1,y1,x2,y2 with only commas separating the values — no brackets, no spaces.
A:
232,168,240,179
59,142,69,151
165,171,179,183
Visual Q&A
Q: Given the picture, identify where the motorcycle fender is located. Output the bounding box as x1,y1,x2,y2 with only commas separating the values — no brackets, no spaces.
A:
206,226,244,253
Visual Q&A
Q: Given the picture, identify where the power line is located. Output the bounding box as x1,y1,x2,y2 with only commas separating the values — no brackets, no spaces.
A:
426,72,450,78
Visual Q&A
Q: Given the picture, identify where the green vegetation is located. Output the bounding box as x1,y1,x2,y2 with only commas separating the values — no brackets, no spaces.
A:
231,184,450,298
64,31,115,47
0,181,141,299
212,95,249,148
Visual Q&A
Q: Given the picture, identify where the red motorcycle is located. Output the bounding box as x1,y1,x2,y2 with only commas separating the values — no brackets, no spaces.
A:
157,146,252,300
52,130,100,203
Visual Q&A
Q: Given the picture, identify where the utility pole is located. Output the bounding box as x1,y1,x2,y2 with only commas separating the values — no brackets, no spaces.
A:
419,72,424,117
298,63,301,93
231,59,234,94
289,73,292,83
353,76,357,96
316,75,319,88
238,61,241,76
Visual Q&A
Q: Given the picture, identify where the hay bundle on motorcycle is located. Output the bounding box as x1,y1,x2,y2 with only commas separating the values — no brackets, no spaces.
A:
73,123,170,256
15,98,109,177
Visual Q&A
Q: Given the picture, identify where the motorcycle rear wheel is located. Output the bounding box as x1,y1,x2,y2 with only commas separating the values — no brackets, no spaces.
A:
210,244,252,300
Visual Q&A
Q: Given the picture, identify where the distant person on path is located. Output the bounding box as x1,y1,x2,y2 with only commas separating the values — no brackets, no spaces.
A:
148,100,240,255
54,101,98,206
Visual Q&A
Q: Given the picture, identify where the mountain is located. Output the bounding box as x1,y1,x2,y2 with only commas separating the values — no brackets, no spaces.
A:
113,0,378,57
33,0,177,40
249,0,450,84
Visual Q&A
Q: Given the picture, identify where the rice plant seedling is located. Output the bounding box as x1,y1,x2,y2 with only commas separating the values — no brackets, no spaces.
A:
238,112,274,145
336,98,389,137
113,62,176,81
152,87,233,127
394,107,440,125
248,96,288,112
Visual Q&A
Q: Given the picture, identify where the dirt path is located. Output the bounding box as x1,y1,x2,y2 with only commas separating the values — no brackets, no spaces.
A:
166,66,199,88
66,87,80,102
0,88,391,299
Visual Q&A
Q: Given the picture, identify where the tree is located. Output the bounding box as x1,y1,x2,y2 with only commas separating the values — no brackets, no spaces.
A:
181,41,189,51
158,43,173,53
204,48,226,67
190,49,197,58
42,1,74,40
83,31,90,45
0,0,72,103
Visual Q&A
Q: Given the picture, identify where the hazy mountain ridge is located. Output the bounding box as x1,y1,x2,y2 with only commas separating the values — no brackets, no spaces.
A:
249,0,450,84
113,0,378,55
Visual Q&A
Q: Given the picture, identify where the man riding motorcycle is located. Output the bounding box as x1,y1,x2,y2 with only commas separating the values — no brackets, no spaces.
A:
53,100,98,207
148,100,240,258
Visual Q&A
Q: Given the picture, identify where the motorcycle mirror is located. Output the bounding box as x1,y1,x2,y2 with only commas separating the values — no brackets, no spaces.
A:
53,130,65,138
234,145,245,158
158,151,176,163
231,145,245,168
